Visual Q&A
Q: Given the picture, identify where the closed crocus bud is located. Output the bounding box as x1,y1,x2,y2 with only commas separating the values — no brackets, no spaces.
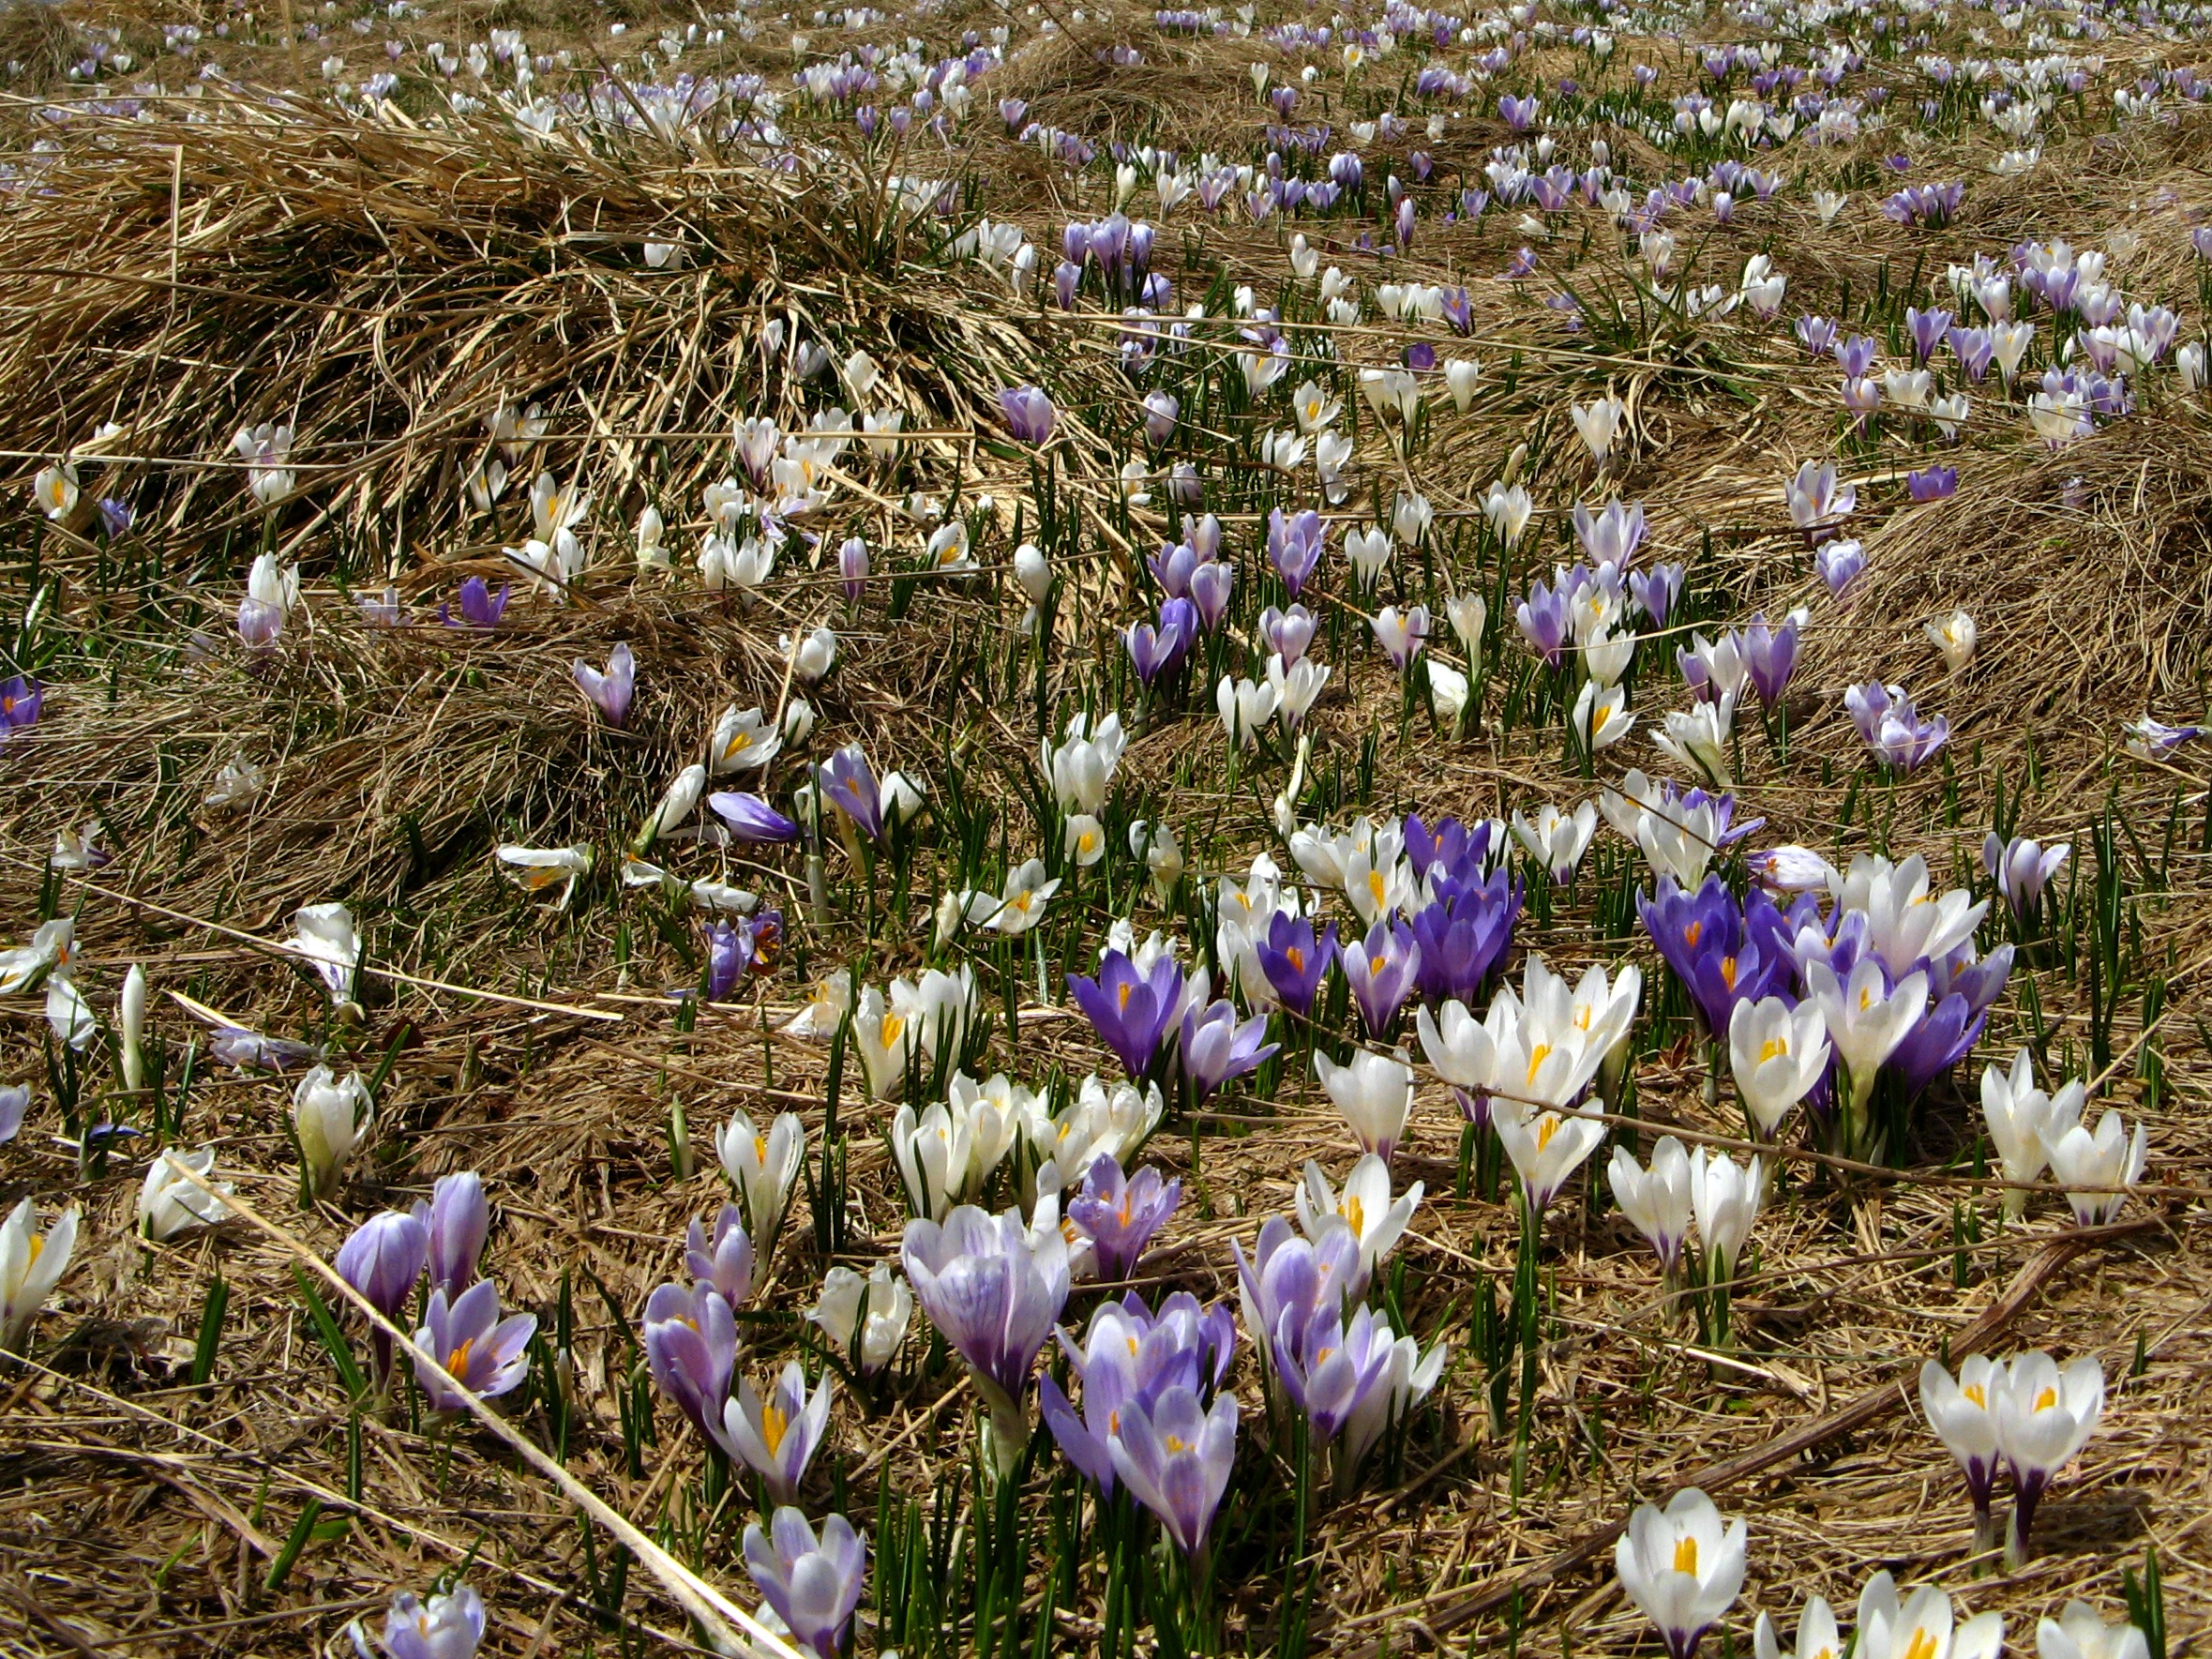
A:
119,963,147,1093
641,762,707,848
1447,594,1487,665
636,505,670,571
293,1064,371,1198
1142,390,1179,445
338,1209,428,1392
838,535,868,603
417,1171,489,1298
784,625,837,685
782,697,816,745
1014,542,1052,605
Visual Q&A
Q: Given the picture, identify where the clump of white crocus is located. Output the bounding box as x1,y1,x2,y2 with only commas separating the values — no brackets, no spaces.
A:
1979,1050,2082,1220
140,1147,233,1241
807,1263,911,1377
293,1065,371,1198
0,1199,78,1352
890,1071,1027,1220
1512,801,1598,883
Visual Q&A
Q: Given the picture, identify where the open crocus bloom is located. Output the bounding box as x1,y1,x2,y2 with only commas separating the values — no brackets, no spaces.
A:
1613,1487,1747,1659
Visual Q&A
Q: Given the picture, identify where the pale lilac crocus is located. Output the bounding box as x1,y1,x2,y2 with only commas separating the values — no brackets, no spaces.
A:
743,1509,865,1659
816,745,885,842
1272,1302,1396,1443
1738,612,1799,709
414,1171,488,1298
1845,681,1949,769
709,791,802,843
1266,507,1326,596
1816,539,1866,595
573,641,636,726
642,1279,739,1441
685,1203,758,1305
1111,1386,1240,1558
1260,603,1317,666
1000,385,1057,445
1179,999,1278,1103
337,1210,429,1392
719,1360,834,1504
1340,919,1422,1039
374,1584,486,1659
1066,1155,1181,1281
838,535,868,603
413,1280,535,1412
1983,834,2069,923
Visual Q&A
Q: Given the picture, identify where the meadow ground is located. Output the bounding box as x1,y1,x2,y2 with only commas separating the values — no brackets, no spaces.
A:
0,0,2209,1654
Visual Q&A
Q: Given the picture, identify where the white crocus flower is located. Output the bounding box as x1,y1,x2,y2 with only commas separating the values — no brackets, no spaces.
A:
1652,692,1736,787
1727,996,1830,1139
1512,802,1598,882
964,860,1061,937
0,1200,77,1352
1313,1049,1415,1163
1572,395,1627,465
708,705,783,775
715,1107,806,1259
1294,1153,1421,1293
1609,1135,1693,1276
851,982,917,1100
1044,713,1127,818
1575,681,1636,752
807,1263,910,1375
1482,481,1534,546
1755,1597,1842,1659
1925,609,1978,674
1690,1146,1763,1286
1834,854,1986,979
2039,1109,2146,1226
288,901,362,1013
1613,1489,1747,1659
1444,358,1482,412
1979,1049,2082,1219
293,1065,370,1197
140,1147,232,1241
2035,1603,2149,1659
1807,958,1928,1124
1339,1320,1447,1478
495,843,592,908
1858,1578,2003,1659
1215,675,1278,749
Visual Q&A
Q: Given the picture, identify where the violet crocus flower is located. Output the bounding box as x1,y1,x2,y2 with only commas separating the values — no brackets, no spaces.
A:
1272,1303,1395,1442
1844,681,1949,769
1907,464,1959,502
236,596,283,649
1233,1214,1363,1371
442,577,510,629
685,1203,757,1305
816,745,884,841
1266,507,1326,596
1126,600,1196,687
337,1209,429,1393
743,1509,865,1659
1905,306,1953,362
901,1205,1071,1472
1795,315,1839,355
1408,871,1522,1007
98,496,134,538
1260,603,1317,667
1983,833,2069,922
1039,1291,1237,1493
1188,558,1234,632
705,920,750,1002
719,1360,833,1504
1111,1386,1240,1558
1816,538,1867,595
999,385,1057,445
1834,334,1879,379
1891,988,1984,1099
642,1279,739,1441
1515,578,1571,669
375,1584,486,1659
838,535,868,603
414,1171,488,1298
573,641,636,726
1339,919,1422,1039
1256,911,1336,1018
1499,93,1538,129
0,675,43,738
1067,1155,1181,1281
1636,876,1792,1037
1179,999,1277,1103
1067,948,1184,1078
413,1279,535,1412
708,791,801,843
1630,563,1684,628
1738,612,1799,709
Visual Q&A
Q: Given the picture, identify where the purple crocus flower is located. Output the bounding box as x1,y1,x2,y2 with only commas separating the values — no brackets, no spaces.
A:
1339,919,1422,1040
708,791,801,843
1272,1303,1395,1442
0,675,43,737
1406,814,1501,885
1178,999,1277,1103
414,1171,488,1299
1187,558,1234,632
1796,315,1839,355
999,385,1057,445
573,641,636,726
98,496,134,538
1110,1386,1240,1557
1844,681,1949,769
376,1584,486,1659
1260,603,1317,667
1738,612,1799,709
705,920,750,1002
1256,911,1335,1017
685,1203,757,1305
1067,948,1184,1078
719,1359,833,1505
839,535,869,603
642,1279,739,1441
1906,464,1958,502
1039,1291,1238,1492
1890,988,1984,1099
1514,577,1571,669
902,1205,1071,1465
1232,1214,1362,1377
1067,1155,1181,1281
1126,600,1196,687
1266,507,1326,596
1636,876,1792,1037
442,577,510,629
1983,833,2069,922
816,745,884,841
1949,325,1994,382
1149,538,1198,598
1834,334,1879,378
236,596,283,649
1499,93,1538,128
1408,870,1522,1008
743,1509,865,1659
413,1279,535,1412
337,1210,429,1393
1630,563,1684,628
1905,306,1953,361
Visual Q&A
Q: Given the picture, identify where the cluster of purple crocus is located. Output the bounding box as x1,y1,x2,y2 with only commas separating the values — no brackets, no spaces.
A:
1068,947,1278,1103
1844,680,1950,770
1055,212,1161,306
1233,1216,1404,1472
1880,180,1965,226
337,1171,534,1410
703,909,785,1002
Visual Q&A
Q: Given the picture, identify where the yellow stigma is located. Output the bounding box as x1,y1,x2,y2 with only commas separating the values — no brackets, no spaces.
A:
726,730,751,756
23,1235,41,1269
1720,956,1738,991
1684,920,1703,947
1344,1194,1365,1235
1904,1630,1938,1659
1535,1113,1560,1153
448,1336,476,1376
1368,869,1388,909
1759,1036,1789,1063
754,1134,768,1165
761,1398,789,1454
1370,954,1388,975
1118,982,1133,1010
1165,1434,1189,1454
1672,1536,1699,1576
880,1013,905,1045
1527,1043,1553,1088
1080,831,1097,853
1287,946,1305,973
1964,1382,1986,1409
2034,1385,2057,1410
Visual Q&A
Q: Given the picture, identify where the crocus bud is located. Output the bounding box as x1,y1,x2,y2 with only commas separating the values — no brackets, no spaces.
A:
640,762,707,850
293,1065,371,1199
1014,542,1052,605
338,1209,428,1391
119,963,146,1093
782,697,816,745
636,505,670,571
416,1171,489,1298
838,535,868,603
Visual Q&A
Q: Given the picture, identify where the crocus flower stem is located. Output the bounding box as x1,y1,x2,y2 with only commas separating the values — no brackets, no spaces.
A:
1510,1192,1542,1504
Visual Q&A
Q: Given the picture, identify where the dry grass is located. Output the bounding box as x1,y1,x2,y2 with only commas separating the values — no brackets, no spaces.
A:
0,4,2209,1658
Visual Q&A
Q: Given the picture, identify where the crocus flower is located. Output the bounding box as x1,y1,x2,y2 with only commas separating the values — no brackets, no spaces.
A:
1817,539,1867,596
0,674,43,741
1614,1489,1747,1659
1067,1155,1181,1281
1983,834,2069,923
414,1279,535,1412
815,746,884,842
1512,802,1599,883
289,901,363,1010
1978,1051,2081,1222
1727,997,1830,1139
743,1509,865,1659
2122,716,2202,759
1637,877,1792,1039
1067,948,1184,1078
719,1360,833,1504
1857,1577,2003,1659
1180,1000,1277,1103
1110,1385,1239,1557
888,1075,1023,1221
1808,958,1928,1142
373,1584,486,1659
2040,1109,2147,1225
902,1204,1070,1473
1925,609,1976,671
1293,1154,1419,1293
415,1171,488,1297
1993,1350,2103,1563
807,1264,911,1376
141,1147,232,1240
642,1279,739,1440
1256,911,1335,1018
708,791,802,843
1609,1137,1693,1277
1846,682,1949,770
2036,1604,2148,1659
1909,465,1960,503
574,642,636,725
0,1199,77,1353
0,1085,25,1145
1314,1048,1414,1162
1126,598,1196,687
443,576,510,628
685,1204,757,1305
1265,506,1326,596
716,1108,805,1259
1920,1352,2004,1547
1407,872,1523,1008
1339,919,1422,1039
1232,1215,1363,1386
293,1065,370,1198
1738,612,1800,710
1497,1099,1607,1217
1690,1147,1763,1286
1272,1302,1397,1442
